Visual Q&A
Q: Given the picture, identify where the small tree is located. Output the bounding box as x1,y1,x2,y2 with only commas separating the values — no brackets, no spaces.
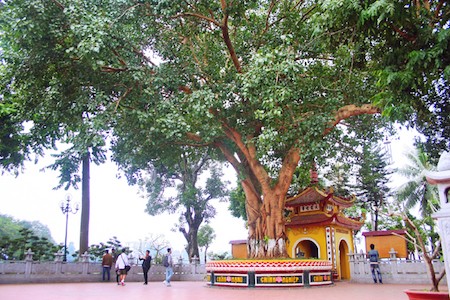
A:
198,225,216,263
145,234,170,264
0,228,59,261
78,236,130,262
354,144,392,231
390,209,445,292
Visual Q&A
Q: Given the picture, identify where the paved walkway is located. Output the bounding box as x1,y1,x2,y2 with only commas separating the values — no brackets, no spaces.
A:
0,281,444,300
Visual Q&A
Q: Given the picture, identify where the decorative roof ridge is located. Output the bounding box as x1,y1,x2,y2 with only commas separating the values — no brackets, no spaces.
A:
286,186,328,203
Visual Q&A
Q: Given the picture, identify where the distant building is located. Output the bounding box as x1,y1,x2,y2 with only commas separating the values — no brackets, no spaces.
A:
362,230,408,259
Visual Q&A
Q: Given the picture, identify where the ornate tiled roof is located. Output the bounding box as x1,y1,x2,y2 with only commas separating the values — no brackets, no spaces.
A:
328,194,356,208
286,187,328,206
286,186,355,208
286,212,363,230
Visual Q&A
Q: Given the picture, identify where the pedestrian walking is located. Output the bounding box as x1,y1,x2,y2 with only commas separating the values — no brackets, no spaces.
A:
115,249,130,286
162,248,173,287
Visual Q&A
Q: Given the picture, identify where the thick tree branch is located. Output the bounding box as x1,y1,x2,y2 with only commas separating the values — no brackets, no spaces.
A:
170,3,241,73
220,15,242,73
323,104,380,136
208,109,271,190
101,66,128,73
172,12,220,27
114,86,134,111
213,139,241,172
389,23,417,42
50,0,64,10
435,1,445,19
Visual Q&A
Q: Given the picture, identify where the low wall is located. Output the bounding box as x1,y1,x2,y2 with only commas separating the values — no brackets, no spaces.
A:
348,252,447,286
0,255,206,284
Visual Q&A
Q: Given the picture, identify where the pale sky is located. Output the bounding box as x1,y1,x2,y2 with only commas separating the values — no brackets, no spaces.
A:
0,128,418,256
0,152,247,255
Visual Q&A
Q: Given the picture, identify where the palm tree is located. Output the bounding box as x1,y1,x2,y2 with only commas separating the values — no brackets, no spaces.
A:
393,147,445,291
396,148,439,217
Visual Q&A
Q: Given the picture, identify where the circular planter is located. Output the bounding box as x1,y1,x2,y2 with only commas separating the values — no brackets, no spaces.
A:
206,259,333,288
404,290,450,300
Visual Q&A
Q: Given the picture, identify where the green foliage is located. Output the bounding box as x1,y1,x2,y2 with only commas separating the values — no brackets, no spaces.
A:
0,214,24,240
323,162,352,197
413,81,450,163
209,251,231,261
115,146,228,260
198,224,216,249
353,144,392,230
396,147,439,217
228,184,247,221
0,103,29,173
77,236,129,262
0,217,59,261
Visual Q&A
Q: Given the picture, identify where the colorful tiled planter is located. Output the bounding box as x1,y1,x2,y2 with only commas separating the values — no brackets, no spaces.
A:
206,259,333,288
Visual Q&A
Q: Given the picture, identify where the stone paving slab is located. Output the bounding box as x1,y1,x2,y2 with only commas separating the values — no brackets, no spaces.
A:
0,280,445,300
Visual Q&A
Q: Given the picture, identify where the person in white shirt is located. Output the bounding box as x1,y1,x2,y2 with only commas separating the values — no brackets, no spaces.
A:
115,249,129,286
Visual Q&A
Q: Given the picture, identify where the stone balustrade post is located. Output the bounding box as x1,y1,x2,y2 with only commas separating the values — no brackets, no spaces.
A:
347,252,356,276
389,248,398,278
355,250,366,276
81,252,90,275
24,248,34,277
54,250,64,274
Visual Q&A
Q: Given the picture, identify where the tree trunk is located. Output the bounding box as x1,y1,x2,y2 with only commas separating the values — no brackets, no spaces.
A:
215,137,299,258
79,152,90,256
245,185,288,258
189,229,200,260
180,222,200,262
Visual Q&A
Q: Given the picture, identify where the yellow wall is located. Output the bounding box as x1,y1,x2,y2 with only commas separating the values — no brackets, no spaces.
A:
286,225,355,280
286,226,328,259
364,235,408,258
231,243,247,259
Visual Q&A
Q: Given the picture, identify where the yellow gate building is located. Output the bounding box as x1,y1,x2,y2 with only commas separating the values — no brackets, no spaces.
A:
285,186,363,280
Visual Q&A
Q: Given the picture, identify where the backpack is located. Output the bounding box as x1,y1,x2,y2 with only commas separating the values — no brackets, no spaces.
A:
162,255,169,267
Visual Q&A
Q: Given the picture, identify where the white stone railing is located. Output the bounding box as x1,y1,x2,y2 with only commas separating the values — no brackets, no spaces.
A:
3,248,446,286
348,250,447,286
0,249,206,284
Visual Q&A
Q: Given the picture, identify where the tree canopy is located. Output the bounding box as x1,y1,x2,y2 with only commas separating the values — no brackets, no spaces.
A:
1,0,448,258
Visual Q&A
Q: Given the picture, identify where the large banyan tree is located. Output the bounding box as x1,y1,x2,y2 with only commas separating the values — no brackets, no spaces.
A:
2,1,448,258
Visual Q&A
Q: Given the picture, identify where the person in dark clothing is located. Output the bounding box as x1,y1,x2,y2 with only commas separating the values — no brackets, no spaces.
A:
139,250,152,285
101,250,113,281
111,248,120,285
368,243,383,284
